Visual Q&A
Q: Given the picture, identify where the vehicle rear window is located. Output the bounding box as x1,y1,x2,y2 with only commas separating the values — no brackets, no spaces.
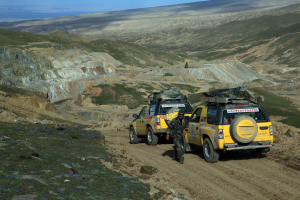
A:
158,103,192,115
222,108,267,124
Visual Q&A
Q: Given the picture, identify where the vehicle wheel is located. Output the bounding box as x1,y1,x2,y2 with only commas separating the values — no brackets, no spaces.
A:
129,127,139,144
147,127,158,146
230,115,258,143
251,149,263,158
203,138,219,163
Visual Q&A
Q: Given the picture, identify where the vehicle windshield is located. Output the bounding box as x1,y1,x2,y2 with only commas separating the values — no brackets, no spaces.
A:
158,103,192,115
222,107,267,124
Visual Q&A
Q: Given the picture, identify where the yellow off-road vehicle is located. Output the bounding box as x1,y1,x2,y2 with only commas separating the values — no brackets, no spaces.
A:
129,88,193,145
184,87,274,163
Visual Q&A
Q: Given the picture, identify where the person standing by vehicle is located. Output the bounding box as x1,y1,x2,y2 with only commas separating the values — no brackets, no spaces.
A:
166,110,188,164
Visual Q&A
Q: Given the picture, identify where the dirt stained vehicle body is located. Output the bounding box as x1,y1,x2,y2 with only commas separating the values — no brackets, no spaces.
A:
184,95,274,163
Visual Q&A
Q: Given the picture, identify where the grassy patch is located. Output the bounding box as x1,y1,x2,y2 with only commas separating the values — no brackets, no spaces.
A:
164,83,200,94
188,93,203,104
172,84,200,93
163,73,174,76
0,85,47,99
0,123,150,199
77,39,184,67
140,83,155,92
249,88,300,128
91,84,146,109
251,79,264,83
0,29,47,46
0,29,186,67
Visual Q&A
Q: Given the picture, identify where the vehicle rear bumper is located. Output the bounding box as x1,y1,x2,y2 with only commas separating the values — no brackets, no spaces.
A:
224,142,275,151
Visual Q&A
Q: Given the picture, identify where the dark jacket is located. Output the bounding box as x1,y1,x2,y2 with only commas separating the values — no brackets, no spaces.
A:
167,116,188,137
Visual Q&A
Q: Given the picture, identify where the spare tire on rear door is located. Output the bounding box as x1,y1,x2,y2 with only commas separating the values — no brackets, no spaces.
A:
230,115,258,143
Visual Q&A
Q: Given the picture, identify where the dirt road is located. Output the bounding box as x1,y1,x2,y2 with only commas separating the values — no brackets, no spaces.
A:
102,130,300,200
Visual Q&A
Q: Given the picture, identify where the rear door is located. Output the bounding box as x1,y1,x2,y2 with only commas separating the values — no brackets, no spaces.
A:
136,106,147,135
188,106,204,145
204,107,219,148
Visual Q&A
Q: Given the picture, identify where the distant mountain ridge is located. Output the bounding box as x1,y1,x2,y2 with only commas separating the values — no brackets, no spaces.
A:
0,0,299,35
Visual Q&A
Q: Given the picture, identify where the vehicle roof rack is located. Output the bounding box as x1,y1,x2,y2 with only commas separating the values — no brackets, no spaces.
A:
202,97,250,104
202,87,264,104
145,87,187,105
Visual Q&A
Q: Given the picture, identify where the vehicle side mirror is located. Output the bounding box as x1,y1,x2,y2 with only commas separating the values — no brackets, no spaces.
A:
132,114,138,118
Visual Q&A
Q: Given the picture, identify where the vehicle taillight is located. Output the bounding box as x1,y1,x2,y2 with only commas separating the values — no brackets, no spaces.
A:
269,125,273,135
218,129,223,139
156,118,160,126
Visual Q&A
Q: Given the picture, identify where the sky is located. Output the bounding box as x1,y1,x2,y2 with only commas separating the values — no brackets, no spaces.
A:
0,0,206,22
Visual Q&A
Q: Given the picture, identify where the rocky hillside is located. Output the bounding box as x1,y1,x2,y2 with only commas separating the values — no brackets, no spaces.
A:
0,46,122,102
135,61,269,84
113,3,300,68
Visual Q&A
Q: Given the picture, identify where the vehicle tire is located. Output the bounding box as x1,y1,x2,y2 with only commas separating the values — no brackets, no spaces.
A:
129,127,139,144
230,115,258,143
147,127,158,146
203,138,219,163
251,149,263,158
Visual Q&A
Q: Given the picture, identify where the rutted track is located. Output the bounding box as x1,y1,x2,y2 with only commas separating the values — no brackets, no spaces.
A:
103,130,300,200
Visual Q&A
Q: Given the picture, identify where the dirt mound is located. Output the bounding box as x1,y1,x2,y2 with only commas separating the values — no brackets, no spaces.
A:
269,116,300,169
83,86,103,97
0,90,67,123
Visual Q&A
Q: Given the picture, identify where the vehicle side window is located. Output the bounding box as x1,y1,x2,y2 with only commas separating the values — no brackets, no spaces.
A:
190,108,203,123
207,107,217,124
138,107,147,119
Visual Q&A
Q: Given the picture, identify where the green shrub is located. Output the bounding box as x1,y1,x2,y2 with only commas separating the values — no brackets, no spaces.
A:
185,62,189,68
164,73,174,76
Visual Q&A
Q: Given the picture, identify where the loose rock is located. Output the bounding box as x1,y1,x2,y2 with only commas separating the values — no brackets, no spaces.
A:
0,143,8,147
12,194,37,200
140,165,158,175
22,175,48,185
